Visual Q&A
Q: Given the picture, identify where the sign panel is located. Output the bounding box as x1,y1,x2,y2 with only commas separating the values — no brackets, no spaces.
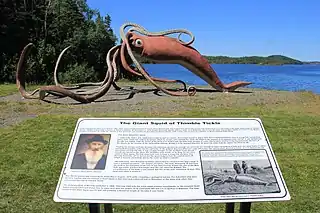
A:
53,118,290,204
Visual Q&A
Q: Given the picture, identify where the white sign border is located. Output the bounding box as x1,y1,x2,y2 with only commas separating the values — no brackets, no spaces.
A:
53,117,291,204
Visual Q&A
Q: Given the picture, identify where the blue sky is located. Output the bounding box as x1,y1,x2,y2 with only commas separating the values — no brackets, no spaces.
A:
87,0,320,61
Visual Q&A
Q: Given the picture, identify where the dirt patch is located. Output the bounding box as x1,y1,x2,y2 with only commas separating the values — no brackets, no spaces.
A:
0,83,319,128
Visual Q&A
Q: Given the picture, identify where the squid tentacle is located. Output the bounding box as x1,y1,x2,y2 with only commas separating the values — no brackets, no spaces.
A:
16,44,118,103
122,22,195,46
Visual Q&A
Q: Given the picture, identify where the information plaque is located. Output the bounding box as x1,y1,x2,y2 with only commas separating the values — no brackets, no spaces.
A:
53,118,290,204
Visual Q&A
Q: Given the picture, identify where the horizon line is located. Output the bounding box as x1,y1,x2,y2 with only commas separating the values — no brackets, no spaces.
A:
200,54,319,62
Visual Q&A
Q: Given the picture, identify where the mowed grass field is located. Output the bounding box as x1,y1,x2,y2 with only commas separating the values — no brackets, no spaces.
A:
0,82,320,213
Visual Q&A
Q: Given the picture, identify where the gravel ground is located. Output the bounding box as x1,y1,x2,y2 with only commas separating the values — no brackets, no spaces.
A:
0,82,314,128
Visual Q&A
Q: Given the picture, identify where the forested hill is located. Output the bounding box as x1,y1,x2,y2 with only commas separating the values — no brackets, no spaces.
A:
204,55,303,65
139,55,305,65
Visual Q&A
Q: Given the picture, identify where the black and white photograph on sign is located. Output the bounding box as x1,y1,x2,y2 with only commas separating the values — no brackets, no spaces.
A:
70,134,111,170
200,150,281,195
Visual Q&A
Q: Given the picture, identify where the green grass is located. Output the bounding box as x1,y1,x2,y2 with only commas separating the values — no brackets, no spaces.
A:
1,106,320,213
0,83,42,97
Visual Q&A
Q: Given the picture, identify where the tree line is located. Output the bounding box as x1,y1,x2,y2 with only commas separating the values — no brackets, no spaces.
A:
0,0,118,84
205,55,303,65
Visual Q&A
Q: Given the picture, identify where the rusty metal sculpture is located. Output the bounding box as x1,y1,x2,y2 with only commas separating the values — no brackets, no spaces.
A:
16,22,252,103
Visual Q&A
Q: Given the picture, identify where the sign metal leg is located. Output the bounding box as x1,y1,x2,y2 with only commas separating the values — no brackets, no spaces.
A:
225,203,235,213
88,203,101,213
239,202,251,213
104,204,113,213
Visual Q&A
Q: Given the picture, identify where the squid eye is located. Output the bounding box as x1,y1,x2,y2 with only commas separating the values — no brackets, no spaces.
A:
135,39,143,47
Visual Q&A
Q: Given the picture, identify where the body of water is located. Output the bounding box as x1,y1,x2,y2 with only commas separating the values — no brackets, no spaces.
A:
142,64,320,94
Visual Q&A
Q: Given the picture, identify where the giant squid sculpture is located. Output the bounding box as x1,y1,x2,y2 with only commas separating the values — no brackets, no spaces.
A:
16,23,252,103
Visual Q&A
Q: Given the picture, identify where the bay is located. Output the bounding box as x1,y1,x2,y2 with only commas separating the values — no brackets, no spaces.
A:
142,64,320,94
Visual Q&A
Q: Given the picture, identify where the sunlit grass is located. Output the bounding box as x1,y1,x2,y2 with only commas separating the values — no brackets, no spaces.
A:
0,83,42,97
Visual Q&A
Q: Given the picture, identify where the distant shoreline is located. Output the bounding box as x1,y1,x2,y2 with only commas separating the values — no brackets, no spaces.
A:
138,54,320,65
302,61,320,65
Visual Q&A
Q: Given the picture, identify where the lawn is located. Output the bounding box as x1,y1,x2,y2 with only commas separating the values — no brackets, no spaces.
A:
0,83,43,97
1,103,320,213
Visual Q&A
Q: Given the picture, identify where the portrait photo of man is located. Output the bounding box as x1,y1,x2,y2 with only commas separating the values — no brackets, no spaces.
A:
70,134,110,170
